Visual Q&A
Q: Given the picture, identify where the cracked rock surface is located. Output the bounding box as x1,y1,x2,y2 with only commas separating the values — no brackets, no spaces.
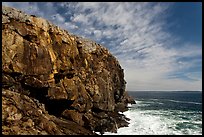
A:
2,6,135,135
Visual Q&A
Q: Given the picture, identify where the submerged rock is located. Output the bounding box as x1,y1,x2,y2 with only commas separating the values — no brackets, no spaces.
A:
2,6,135,135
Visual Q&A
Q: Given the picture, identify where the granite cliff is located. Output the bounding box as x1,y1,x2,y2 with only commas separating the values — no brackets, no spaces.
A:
2,6,135,135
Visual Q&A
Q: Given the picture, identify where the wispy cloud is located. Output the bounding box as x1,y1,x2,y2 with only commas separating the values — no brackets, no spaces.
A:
3,2,202,91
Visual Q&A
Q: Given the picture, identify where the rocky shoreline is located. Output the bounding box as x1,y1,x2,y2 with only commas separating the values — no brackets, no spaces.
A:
2,6,135,135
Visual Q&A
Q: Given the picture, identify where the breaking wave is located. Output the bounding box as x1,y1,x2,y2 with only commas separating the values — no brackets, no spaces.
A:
104,98,202,135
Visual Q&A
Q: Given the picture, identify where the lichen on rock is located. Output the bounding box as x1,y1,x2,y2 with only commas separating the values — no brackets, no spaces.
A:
2,6,135,135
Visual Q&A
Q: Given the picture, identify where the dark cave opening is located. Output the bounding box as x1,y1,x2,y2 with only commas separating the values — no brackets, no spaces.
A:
21,83,74,117
45,99,75,117
2,71,76,118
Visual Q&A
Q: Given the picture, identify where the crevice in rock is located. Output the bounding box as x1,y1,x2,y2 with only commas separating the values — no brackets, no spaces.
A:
66,73,75,79
22,34,37,42
21,82,48,103
70,57,74,64
21,82,74,117
3,70,76,118
9,72,22,80
45,99,75,117
22,34,32,42
54,73,64,84
91,107,104,113
3,71,23,82
54,72,75,84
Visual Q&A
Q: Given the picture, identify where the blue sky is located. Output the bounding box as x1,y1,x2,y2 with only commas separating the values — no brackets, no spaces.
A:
3,2,202,91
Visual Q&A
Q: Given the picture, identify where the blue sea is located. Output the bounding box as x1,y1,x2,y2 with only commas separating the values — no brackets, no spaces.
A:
104,91,202,135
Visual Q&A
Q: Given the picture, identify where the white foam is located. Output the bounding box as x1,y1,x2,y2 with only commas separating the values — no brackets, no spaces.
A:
104,108,202,135
127,103,132,107
105,110,171,135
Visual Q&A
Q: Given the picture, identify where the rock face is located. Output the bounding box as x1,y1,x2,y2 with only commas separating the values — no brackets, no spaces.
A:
2,6,135,135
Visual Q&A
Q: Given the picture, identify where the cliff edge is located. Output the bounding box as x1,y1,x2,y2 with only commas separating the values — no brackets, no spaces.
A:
2,6,135,135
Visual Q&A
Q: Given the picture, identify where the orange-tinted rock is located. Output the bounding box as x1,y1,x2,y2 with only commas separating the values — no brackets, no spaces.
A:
62,110,84,126
2,6,134,135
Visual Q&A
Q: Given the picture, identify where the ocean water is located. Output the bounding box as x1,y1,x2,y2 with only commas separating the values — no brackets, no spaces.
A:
104,91,202,135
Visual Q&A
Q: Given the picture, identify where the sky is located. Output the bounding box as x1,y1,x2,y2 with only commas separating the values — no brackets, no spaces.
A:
2,2,202,91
